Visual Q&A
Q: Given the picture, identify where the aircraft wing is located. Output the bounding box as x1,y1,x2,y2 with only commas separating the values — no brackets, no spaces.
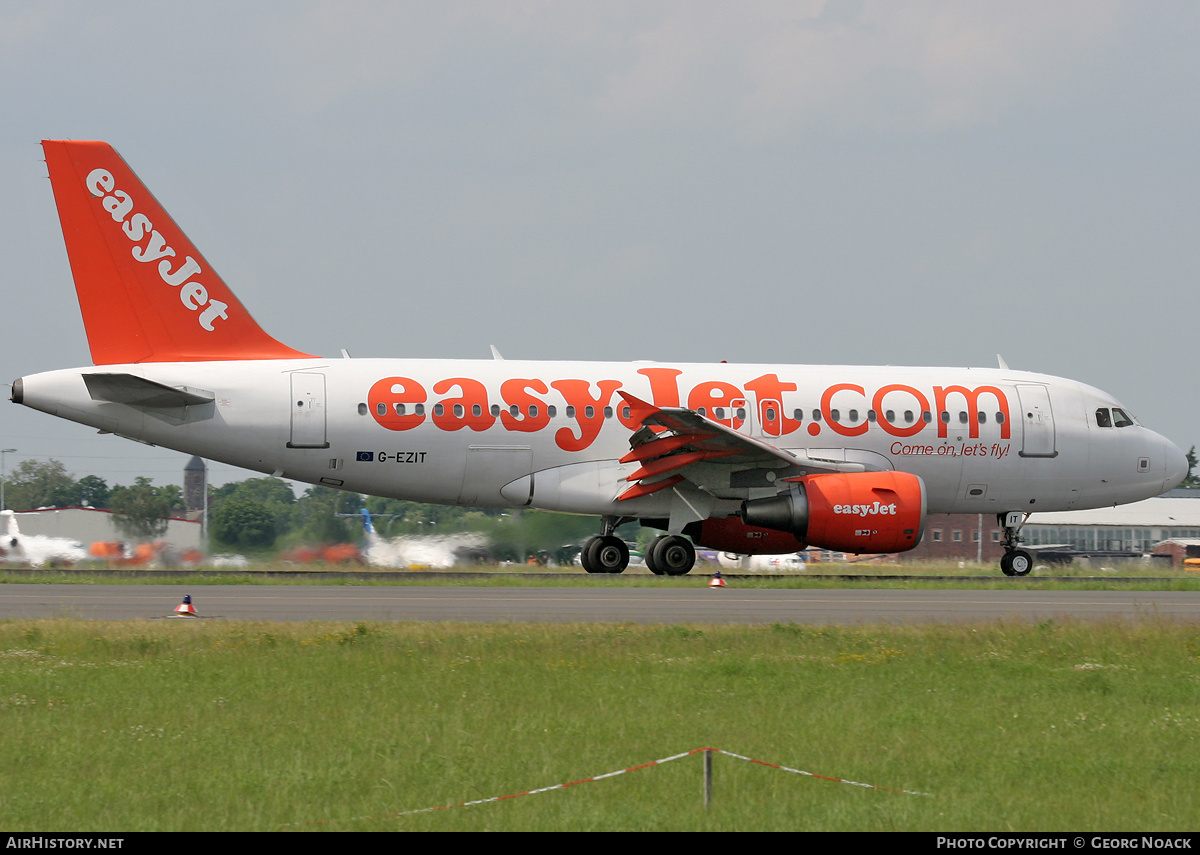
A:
615,393,861,501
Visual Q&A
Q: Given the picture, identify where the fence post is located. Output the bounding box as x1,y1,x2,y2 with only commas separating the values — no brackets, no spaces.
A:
704,749,713,809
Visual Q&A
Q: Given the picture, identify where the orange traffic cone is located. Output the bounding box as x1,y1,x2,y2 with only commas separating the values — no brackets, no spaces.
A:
174,595,197,616
709,572,726,588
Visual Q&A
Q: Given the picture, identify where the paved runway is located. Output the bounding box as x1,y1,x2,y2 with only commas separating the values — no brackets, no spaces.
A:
1,583,1198,624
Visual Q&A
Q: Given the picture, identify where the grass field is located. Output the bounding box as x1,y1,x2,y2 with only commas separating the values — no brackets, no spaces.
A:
0,617,1197,831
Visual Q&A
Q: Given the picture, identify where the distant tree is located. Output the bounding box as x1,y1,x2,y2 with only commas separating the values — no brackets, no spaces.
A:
485,511,605,564
1185,446,1199,487
109,477,178,542
4,460,77,510
290,486,364,544
211,477,296,536
76,475,111,509
210,497,278,550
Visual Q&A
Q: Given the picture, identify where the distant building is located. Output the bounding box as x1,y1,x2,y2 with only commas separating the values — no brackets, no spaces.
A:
183,456,207,518
901,492,1200,563
902,513,1006,563
1021,496,1200,555
1152,539,1200,567
12,507,201,550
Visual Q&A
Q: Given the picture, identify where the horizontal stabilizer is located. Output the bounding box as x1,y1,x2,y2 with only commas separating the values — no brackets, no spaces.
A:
84,373,214,408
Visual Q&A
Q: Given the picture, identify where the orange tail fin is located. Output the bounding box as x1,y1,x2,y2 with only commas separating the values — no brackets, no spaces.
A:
42,140,313,364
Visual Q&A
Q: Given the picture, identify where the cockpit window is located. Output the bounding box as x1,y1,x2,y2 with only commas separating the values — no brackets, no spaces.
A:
1098,406,1136,428
1112,408,1135,428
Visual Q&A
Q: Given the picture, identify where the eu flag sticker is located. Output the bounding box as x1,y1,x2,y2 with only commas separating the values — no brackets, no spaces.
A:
356,451,374,462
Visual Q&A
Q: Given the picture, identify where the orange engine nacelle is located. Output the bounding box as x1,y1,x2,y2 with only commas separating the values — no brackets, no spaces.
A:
738,471,927,554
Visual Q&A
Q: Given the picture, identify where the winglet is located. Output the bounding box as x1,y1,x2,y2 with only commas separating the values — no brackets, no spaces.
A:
41,140,314,364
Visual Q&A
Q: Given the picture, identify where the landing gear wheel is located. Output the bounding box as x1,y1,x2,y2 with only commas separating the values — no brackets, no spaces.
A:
645,536,668,575
656,535,696,576
1000,549,1033,577
591,535,629,574
580,536,602,573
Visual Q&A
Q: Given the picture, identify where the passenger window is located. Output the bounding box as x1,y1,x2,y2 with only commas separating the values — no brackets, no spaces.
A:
792,409,803,422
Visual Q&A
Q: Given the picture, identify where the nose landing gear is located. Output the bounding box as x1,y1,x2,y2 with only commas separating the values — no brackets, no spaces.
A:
998,512,1033,577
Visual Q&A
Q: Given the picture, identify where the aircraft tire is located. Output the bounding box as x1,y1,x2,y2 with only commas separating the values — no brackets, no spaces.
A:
1000,550,1033,577
657,536,696,576
580,537,602,573
593,535,629,574
645,536,667,575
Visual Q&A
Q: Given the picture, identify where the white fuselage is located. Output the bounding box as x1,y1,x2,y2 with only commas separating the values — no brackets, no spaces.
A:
15,358,1186,524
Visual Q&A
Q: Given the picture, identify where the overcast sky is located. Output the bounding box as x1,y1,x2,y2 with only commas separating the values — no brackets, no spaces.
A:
0,0,1196,492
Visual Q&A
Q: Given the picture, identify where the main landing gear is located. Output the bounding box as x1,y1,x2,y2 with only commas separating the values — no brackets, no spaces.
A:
580,516,632,574
998,512,1033,577
579,518,698,576
644,534,696,576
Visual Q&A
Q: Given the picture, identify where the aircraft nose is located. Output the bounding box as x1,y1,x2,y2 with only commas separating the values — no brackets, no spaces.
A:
1163,437,1190,491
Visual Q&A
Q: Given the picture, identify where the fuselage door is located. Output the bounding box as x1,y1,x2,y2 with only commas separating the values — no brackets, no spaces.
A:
288,372,329,449
460,446,534,506
1016,384,1056,458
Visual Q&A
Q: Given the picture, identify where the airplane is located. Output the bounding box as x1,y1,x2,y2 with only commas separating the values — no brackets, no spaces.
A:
11,140,1190,577
0,509,88,567
339,508,485,568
